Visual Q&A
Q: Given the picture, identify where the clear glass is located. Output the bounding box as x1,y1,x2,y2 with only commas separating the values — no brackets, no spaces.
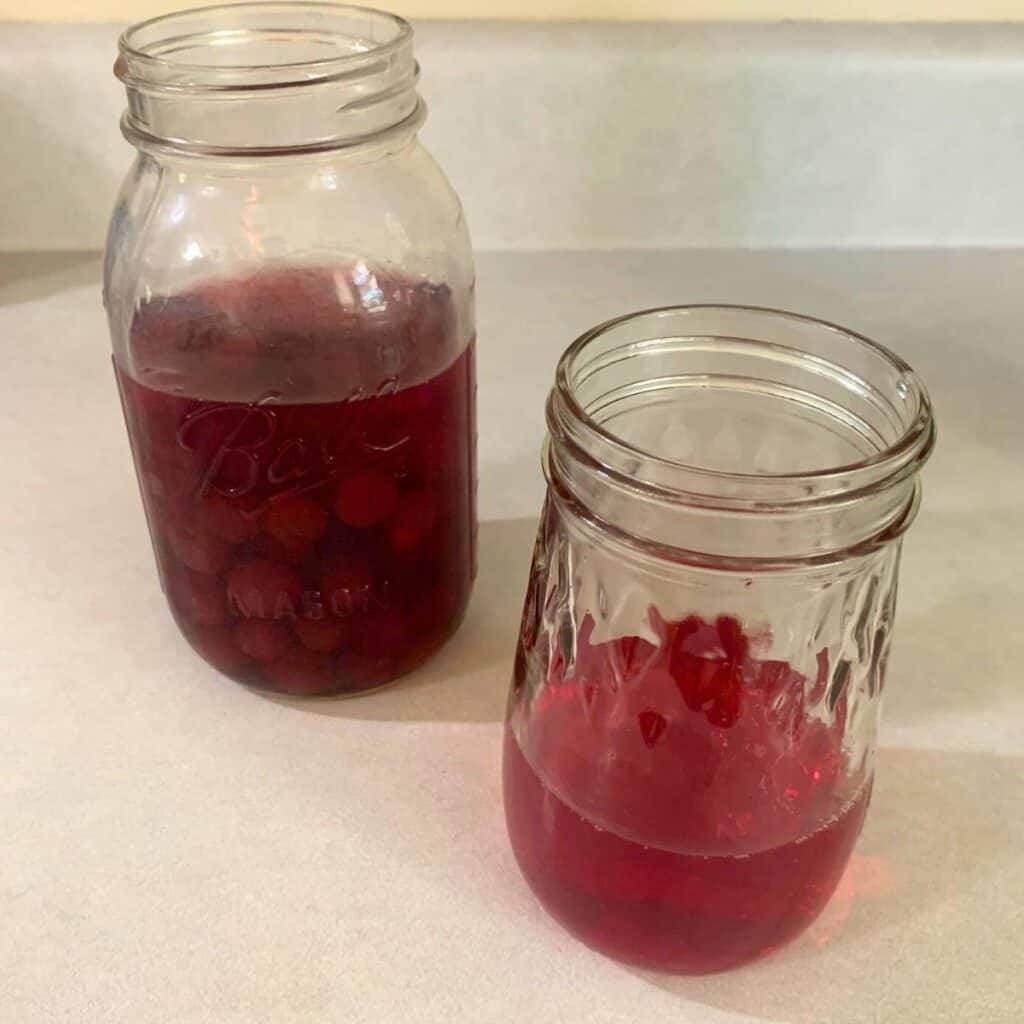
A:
104,4,476,696
504,306,935,973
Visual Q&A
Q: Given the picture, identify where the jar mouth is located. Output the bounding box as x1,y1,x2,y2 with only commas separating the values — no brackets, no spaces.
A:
115,3,421,154
550,304,935,513
117,2,412,91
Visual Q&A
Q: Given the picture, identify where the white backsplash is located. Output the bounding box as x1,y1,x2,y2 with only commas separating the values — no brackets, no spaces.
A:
2,20,1024,252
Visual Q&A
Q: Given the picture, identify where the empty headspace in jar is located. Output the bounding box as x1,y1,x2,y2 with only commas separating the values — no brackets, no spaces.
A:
557,306,931,497
116,4,420,152
548,306,934,562
570,333,907,478
120,4,408,78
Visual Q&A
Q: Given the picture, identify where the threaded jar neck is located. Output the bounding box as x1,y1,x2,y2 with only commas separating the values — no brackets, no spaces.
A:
546,305,936,567
115,2,422,156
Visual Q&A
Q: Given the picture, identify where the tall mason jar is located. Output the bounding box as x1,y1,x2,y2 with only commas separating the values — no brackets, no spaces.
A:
503,306,934,973
105,4,476,696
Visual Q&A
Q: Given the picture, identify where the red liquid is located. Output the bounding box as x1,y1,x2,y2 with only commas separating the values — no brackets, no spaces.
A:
116,266,475,695
503,612,869,973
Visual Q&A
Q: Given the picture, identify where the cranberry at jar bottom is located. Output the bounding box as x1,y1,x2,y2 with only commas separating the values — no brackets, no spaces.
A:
116,266,476,696
504,611,869,974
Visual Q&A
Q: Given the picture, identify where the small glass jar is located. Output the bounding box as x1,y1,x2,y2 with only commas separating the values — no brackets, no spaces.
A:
504,306,934,973
105,4,475,696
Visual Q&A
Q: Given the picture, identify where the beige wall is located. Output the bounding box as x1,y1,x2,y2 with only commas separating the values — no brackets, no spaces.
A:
3,0,1024,21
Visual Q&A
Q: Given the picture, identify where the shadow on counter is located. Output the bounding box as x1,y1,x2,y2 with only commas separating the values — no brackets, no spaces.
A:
633,745,1021,1024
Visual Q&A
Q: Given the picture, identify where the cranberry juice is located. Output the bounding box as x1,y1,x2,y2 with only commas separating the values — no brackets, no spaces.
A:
504,612,869,973
116,266,474,695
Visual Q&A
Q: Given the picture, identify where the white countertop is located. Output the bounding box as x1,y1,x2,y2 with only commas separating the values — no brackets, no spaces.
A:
2,249,1021,1024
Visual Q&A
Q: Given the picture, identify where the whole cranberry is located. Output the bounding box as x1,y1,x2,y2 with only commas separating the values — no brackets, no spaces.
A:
227,560,302,619
333,473,398,528
234,620,292,661
265,649,335,695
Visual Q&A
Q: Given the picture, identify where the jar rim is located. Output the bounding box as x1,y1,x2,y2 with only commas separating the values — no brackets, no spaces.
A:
117,2,412,90
116,2,421,154
551,303,935,511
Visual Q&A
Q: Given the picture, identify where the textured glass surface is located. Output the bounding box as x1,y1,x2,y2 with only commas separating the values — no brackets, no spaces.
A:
504,306,932,973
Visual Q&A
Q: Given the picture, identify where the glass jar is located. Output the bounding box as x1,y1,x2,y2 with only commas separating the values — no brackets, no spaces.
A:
503,306,934,973
104,4,476,696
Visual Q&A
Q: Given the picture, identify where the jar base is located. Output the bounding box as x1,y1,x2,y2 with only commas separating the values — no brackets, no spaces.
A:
503,729,869,974
175,588,470,698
